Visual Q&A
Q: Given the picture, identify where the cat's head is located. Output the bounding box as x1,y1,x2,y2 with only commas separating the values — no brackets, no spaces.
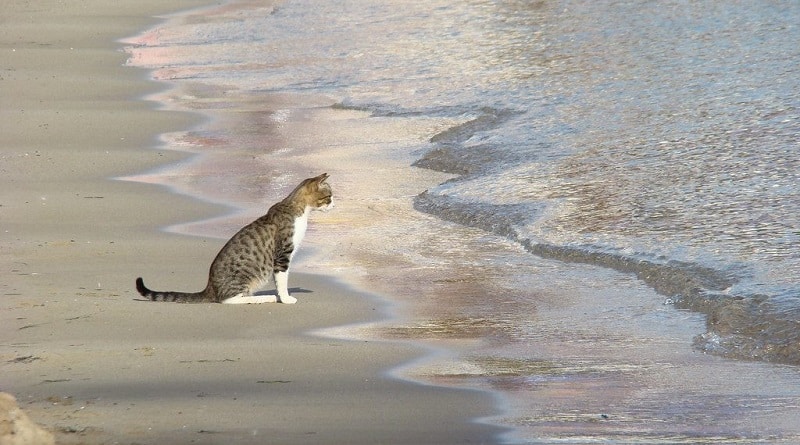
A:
295,173,334,211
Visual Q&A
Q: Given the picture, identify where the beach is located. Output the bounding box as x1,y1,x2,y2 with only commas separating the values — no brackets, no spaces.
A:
0,1,500,444
5,0,800,443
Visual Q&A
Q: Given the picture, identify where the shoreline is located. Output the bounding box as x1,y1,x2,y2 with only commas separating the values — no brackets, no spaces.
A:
0,1,503,443
7,1,800,443
106,1,800,443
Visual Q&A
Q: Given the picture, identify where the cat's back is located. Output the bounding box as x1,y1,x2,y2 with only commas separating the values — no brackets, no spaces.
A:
215,202,297,257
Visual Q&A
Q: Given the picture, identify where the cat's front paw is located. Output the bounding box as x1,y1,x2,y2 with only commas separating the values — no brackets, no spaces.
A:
279,295,297,304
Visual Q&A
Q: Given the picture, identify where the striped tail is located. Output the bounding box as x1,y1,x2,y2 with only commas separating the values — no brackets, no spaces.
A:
135,277,209,303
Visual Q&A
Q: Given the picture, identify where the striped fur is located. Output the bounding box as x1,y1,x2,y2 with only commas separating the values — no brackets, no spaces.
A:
136,173,333,304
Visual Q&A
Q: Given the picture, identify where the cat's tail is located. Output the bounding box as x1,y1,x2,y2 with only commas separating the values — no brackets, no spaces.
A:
135,277,210,303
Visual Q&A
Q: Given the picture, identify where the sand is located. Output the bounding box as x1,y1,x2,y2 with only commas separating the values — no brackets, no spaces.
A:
0,1,501,443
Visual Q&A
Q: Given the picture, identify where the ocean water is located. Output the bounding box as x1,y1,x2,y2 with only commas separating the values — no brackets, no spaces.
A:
125,0,800,442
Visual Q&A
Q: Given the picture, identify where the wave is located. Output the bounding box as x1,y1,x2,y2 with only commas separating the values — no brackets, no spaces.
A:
413,111,800,366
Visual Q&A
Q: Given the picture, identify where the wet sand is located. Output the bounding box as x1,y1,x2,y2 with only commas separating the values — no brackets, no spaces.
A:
0,1,501,443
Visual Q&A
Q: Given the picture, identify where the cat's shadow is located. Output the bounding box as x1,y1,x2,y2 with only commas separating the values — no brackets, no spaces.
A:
254,287,312,296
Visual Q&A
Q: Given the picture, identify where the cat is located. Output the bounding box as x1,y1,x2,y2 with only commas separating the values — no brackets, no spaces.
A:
136,173,333,304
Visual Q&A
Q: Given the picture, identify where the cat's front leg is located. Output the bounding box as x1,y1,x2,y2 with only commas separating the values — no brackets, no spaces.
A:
274,271,297,304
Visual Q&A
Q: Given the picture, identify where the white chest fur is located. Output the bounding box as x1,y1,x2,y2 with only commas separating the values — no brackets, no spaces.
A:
291,208,310,259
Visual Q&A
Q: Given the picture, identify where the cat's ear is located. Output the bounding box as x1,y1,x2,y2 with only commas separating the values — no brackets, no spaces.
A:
315,173,329,183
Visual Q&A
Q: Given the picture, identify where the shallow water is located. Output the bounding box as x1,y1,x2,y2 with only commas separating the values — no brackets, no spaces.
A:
124,0,800,442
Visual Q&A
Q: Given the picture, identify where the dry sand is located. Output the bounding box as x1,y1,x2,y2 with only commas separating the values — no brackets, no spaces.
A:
0,1,501,443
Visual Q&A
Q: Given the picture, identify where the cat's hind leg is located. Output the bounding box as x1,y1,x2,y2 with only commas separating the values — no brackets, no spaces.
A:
220,276,279,304
222,293,278,304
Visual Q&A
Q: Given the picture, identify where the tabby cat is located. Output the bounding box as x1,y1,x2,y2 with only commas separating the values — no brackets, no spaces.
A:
136,173,333,304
